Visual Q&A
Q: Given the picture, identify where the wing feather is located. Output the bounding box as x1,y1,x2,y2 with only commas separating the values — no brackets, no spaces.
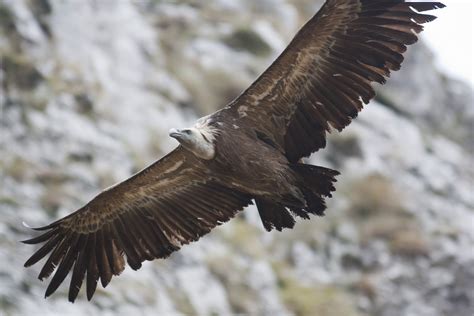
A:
44,233,81,298
69,234,89,302
38,233,73,280
225,0,444,162
95,230,112,288
23,147,252,302
86,233,99,300
24,233,63,268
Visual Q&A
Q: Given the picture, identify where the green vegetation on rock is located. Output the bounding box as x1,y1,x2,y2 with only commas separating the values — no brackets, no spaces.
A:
224,28,272,56
280,278,360,316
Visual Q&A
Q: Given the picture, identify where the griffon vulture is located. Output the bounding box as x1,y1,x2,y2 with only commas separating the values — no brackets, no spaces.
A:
23,0,444,302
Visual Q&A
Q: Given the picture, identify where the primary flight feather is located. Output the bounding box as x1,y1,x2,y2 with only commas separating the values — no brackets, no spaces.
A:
23,0,444,302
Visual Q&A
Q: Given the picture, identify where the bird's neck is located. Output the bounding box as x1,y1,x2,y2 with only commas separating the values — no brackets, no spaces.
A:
183,122,218,160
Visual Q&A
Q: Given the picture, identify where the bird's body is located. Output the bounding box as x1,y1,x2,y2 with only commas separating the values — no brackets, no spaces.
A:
23,0,445,302
170,111,309,208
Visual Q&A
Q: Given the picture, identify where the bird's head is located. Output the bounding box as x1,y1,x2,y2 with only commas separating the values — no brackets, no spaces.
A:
169,128,196,143
168,127,216,160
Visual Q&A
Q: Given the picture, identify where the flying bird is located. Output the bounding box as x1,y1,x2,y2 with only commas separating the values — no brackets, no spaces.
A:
23,0,444,302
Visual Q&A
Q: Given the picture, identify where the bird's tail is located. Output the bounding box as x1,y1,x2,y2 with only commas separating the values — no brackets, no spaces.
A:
255,163,339,231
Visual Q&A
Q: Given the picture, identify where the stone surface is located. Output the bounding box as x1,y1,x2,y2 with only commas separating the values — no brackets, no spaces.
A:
1,1,472,315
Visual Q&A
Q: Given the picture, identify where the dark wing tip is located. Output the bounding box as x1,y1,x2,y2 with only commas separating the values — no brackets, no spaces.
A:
22,220,58,231
32,222,61,231
22,237,42,245
24,233,63,268
25,220,130,302
332,170,341,178
409,2,446,12
22,228,58,245
429,2,446,10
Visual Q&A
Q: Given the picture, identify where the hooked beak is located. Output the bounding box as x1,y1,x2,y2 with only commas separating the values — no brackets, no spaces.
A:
169,128,182,139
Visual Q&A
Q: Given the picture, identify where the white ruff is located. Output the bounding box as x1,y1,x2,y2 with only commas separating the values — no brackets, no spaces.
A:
194,116,219,143
174,117,217,160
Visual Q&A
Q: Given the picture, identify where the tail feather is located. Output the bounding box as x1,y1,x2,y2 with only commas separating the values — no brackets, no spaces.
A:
298,188,327,216
292,163,339,217
255,199,295,232
291,164,339,198
255,164,339,231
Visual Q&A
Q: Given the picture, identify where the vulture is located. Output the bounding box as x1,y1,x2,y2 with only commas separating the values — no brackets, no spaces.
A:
23,0,444,302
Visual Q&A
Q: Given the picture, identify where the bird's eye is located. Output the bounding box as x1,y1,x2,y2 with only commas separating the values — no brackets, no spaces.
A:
184,130,191,134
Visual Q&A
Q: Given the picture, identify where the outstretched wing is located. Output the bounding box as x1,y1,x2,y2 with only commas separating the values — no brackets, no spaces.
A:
227,0,444,162
23,147,252,302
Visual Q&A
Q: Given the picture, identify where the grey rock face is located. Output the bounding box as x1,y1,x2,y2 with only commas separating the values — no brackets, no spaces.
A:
1,1,472,315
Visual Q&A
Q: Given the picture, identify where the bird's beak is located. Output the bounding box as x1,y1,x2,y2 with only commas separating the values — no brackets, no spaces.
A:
169,128,182,138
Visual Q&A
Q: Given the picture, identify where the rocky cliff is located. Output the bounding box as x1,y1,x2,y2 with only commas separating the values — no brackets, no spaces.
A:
1,1,473,315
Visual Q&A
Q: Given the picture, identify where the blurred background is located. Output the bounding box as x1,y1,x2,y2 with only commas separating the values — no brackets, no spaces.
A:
0,0,473,315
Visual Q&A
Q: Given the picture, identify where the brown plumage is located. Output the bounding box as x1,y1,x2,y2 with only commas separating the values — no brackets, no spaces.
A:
23,0,444,302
